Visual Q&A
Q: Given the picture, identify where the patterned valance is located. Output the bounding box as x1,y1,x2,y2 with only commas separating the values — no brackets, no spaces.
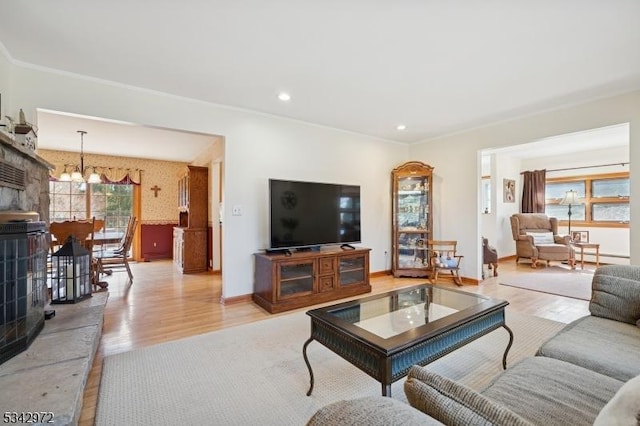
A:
102,167,142,184
51,164,142,185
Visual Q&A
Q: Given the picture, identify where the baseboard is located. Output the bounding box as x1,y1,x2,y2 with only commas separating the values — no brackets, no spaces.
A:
220,294,253,305
370,269,478,285
143,252,172,262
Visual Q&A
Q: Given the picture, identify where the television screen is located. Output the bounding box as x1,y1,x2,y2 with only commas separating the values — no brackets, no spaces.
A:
269,179,361,250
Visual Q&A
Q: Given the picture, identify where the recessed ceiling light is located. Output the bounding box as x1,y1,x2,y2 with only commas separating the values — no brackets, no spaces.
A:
396,124,407,131
278,92,291,102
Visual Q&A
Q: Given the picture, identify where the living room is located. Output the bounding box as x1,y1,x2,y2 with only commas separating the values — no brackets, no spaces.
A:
2,64,638,302
1,2,639,425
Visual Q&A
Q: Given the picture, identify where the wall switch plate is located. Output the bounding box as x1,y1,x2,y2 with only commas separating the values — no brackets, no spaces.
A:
232,205,242,216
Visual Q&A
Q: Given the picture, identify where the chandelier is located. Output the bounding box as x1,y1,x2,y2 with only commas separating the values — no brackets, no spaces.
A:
59,130,102,183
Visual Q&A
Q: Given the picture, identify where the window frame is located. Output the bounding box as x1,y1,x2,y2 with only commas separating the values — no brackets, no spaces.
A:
545,172,629,228
49,180,142,258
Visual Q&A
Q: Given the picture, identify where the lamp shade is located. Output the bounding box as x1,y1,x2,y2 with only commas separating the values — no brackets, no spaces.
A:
70,168,84,182
87,173,101,183
559,189,580,205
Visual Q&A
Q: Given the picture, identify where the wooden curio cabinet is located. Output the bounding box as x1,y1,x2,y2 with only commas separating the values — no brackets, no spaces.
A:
391,161,433,277
174,165,209,274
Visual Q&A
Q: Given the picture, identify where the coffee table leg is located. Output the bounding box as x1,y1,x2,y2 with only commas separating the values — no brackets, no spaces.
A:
382,383,392,397
502,324,514,369
303,337,315,396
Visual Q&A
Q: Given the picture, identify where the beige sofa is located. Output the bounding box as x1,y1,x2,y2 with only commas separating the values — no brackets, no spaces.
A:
307,265,640,426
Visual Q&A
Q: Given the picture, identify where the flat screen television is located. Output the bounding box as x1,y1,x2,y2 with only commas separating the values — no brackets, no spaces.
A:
269,179,361,250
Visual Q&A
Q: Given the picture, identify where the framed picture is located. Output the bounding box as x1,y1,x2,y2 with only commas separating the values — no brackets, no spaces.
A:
571,231,589,243
503,179,515,203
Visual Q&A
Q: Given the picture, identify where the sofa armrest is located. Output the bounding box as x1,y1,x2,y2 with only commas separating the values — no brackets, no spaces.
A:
404,366,533,426
589,265,640,324
306,395,442,426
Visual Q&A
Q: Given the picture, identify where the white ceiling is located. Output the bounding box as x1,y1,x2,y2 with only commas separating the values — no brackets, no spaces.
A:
35,110,217,163
486,123,630,159
1,1,639,158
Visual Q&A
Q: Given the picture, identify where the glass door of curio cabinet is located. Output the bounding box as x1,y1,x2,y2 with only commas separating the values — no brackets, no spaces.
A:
391,161,434,277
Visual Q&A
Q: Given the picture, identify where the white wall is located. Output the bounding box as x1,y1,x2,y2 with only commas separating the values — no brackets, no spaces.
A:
0,51,12,126
5,60,409,298
494,153,522,259
409,90,640,279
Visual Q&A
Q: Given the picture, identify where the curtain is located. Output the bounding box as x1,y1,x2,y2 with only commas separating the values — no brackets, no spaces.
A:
50,165,142,185
102,168,142,185
521,169,546,213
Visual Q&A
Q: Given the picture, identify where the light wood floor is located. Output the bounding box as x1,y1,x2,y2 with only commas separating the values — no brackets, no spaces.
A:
79,259,592,425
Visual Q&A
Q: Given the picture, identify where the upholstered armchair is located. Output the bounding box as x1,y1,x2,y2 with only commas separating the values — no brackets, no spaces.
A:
510,213,575,268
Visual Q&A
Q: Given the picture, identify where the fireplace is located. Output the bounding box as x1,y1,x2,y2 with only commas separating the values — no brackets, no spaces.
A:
0,214,47,365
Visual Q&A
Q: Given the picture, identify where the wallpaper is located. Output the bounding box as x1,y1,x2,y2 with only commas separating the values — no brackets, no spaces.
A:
38,149,188,224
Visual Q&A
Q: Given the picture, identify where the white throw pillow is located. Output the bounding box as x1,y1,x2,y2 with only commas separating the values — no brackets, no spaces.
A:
593,374,640,426
525,232,555,245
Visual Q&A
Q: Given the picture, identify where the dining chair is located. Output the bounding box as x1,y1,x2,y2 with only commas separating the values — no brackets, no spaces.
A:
96,216,137,283
49,218,96,254
93,219,105,233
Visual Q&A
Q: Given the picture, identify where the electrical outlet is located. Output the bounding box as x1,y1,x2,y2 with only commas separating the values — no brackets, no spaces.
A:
232,205,243,216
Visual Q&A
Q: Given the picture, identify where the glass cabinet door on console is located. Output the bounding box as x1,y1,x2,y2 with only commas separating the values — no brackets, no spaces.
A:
277,259,315,299
391,161,434,277
339,254,367,286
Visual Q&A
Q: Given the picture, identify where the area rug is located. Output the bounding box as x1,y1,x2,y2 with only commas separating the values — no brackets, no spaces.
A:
500,266,593,300
95,309,564,426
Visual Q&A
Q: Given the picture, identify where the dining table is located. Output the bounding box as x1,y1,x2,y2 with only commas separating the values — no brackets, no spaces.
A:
50,231,124,247
93,231,124,246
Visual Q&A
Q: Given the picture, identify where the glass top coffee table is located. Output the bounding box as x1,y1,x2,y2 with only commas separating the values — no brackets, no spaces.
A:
303,284,513,397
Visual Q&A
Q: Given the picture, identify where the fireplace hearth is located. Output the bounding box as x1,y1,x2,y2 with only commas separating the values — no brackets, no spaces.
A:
0,216,47,365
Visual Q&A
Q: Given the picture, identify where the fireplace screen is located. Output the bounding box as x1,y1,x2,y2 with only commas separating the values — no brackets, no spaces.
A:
0,220,47,365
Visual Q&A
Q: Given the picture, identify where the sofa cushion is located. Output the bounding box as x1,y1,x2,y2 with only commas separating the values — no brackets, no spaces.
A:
405,365,532,426
536,243,572,254
590,265,640,325
525,231,554,245
306,395,442,426
593,374,640,426
481,356,623,426
537,315,640,382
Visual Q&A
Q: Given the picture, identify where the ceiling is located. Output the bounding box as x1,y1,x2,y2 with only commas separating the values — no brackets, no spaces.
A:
1,1,639,156
486,123,630,159
35,110,217,163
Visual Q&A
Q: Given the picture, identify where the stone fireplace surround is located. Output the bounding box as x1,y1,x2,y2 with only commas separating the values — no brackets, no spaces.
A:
0,132,52,364
0,132,51,222
0,132,107,424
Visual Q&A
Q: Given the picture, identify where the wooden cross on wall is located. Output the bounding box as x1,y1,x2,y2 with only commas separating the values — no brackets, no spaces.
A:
151,185,161,197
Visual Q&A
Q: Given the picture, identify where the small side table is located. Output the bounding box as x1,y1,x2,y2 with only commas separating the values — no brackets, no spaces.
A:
572,242,600,270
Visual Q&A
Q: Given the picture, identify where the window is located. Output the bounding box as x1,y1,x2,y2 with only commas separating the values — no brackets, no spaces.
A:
481,177,491,214
545,173,629,226
50,181,89,221
50,181,135,237
91,184,134,232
